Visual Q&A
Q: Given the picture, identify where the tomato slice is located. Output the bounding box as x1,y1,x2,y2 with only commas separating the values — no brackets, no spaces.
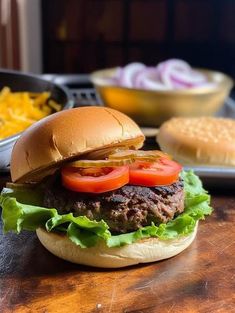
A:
129,158,182,186
61,166,129,193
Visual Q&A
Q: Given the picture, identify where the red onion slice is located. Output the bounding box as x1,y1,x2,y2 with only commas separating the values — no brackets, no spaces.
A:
102,59,211,90
157,59,191,88
170,70,206,86
132,67,156,88
141,71,170,90
119,63,146,88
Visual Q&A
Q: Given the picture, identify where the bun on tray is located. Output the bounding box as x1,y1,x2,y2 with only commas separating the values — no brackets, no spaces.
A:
157,117,235,166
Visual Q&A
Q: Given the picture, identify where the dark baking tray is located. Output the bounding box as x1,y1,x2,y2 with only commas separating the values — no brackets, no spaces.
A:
184,166,235,189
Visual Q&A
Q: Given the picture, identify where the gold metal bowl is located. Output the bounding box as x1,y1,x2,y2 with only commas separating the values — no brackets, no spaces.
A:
91,67,234,126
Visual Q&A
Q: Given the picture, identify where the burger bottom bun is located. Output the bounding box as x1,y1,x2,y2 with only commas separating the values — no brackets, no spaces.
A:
36,224,198,268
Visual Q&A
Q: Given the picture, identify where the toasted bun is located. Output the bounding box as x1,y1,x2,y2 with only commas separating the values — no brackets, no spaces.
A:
36,224,198,268
157,117,235,166
11,107,144,182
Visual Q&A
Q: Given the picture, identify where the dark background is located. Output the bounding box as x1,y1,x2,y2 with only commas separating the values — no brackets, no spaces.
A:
41,0,235,78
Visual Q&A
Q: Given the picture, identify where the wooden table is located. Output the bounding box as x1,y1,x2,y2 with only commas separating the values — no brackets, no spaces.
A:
0,174,235,313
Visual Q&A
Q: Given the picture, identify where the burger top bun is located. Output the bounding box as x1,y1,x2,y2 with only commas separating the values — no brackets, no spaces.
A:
36,223,198,268
11,107,144,182
157,117,235,166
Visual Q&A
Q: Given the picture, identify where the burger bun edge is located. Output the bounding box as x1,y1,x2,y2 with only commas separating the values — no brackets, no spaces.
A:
36,223,198,268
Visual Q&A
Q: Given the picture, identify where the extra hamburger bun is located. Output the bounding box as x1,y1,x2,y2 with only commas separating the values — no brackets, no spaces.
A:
11,106,144,182
36,224,198,268
157,117,235,166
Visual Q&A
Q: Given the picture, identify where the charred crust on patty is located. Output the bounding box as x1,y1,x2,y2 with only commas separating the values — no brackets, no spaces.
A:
43,178,184,233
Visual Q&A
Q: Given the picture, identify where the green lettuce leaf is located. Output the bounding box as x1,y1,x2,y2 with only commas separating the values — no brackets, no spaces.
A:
0,171,212,248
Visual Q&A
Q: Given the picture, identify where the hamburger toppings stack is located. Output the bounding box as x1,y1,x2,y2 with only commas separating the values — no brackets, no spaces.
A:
0,107,212,268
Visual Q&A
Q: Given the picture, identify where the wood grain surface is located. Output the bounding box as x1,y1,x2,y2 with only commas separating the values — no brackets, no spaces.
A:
0,174,235,313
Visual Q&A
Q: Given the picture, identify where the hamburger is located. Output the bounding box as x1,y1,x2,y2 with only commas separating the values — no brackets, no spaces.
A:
0,107,212,268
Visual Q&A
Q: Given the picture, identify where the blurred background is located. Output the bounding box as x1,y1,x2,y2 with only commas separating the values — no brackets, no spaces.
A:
0,0,234,78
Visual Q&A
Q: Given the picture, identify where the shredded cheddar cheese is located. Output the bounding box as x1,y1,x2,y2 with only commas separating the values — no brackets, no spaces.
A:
0,87,61,140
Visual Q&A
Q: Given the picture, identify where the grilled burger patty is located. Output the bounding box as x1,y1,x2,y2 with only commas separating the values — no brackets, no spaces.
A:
43,179,184,233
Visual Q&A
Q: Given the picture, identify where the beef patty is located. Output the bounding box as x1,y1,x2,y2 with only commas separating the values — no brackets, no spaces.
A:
43,179,184,233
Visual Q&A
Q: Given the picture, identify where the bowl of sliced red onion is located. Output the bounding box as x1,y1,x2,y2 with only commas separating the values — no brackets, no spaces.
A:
91,59,233,126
